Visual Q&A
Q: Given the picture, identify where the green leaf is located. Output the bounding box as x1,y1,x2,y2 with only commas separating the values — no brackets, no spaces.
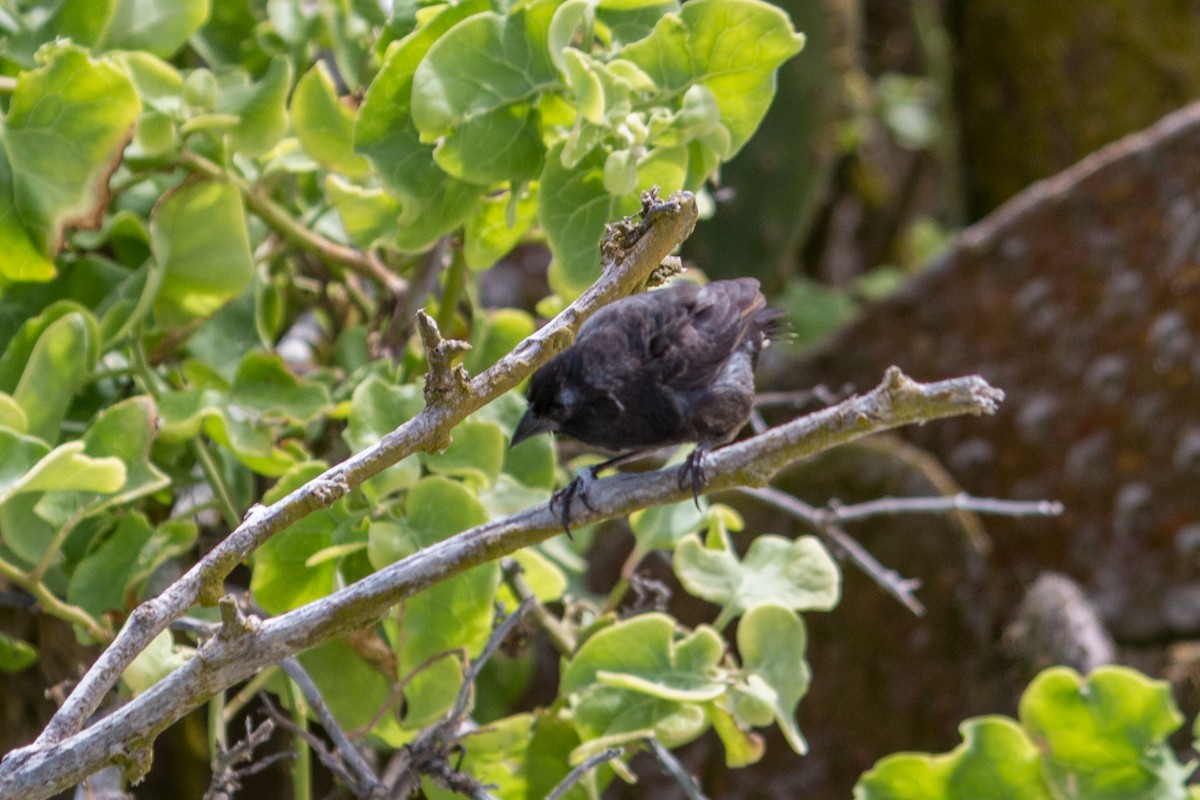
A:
298,640,406,745
122,629,193,696
129,518,197,594
435,105,545,185
541,142,640,298
562,614,724,752
423,714,535,800
708,703,764,767
618,0,804,156
854,717,1052,800
496,547,566,609
465,308,537,374
252,502,342,614
674,532,840,627
735,603,810,754
463,188,539,270
0,430,50,508
151,179,254,327
214,55,292,157
96,0,211,58
397,477,497,725
158,387,303,477
29,397,169,530
11,309,99,443
776,276,858,347
81,396,157,465
410,9,558,136
114,52,184,113
1019,666,1192,799
421,419,506,487
0,46,140,281
14,442,126,497
629,496,707,552
595,0,680,47
292,62,371,176
230,352,331,423
410,5,558,184
479,475,552,521
355,0,488,251
345,375,423,499
0,632,37,673
0,392,27,432
326,177,404,252
67,512,155,618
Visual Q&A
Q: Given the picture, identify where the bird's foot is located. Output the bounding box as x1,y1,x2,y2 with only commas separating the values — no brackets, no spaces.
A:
550,467,598,539
678,445,710,510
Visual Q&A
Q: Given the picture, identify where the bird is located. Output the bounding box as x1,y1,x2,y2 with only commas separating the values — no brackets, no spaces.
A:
510,277,784,533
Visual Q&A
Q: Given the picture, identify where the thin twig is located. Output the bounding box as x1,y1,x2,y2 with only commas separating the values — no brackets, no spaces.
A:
384,598,534,799
350,648,464,740
545,747,623,800
825,493,1063,523
278,658,383,797
178,150,405,296
754,386,852,410
501,560,576,654
737,487,927,616
258,694,366,795
646,739,710,800
453,597,535,721
203,717,278,800
0,558,110,643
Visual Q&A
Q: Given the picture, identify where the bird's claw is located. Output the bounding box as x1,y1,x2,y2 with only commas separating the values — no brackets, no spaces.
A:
550,468,597,539
678,446,709,510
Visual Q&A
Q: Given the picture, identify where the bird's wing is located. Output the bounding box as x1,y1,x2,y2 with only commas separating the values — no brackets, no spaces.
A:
658,278,767,390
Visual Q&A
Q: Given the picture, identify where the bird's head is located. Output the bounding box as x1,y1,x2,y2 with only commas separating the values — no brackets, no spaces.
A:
511,360,575,447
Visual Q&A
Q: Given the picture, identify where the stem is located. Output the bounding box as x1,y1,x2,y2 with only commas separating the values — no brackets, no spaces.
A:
602,545,643,614
178,150,405,296
284,679,312,800
0,76,15,94
207,690,227,765
502,562,575,654
223,668,279,725
191,440,241,530
28,511,86,585
436,250,467,333
0,558,111,643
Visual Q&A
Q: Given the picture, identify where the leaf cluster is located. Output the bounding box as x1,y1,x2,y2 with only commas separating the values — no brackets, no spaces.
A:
0,0,820,792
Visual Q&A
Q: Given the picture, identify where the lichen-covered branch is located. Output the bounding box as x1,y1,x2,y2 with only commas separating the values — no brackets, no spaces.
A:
0,367,1002,800
5,190,697,762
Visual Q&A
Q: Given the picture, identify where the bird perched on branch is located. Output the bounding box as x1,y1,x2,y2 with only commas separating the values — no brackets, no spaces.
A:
511,277,785,532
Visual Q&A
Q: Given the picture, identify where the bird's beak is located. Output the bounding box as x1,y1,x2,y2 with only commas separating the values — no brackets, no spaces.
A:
511,409,552,448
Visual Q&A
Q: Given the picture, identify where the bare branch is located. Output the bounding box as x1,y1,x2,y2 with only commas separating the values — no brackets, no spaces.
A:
416,310,472,406
741,487,927,616
545,747,623,800
203,718,278,800
647,738,710,800
0,367,1003,799
739,487,1061,617
383,599,532,799
825,493,1064,522
277,659,383,798
9,189,698,757
502,560,576,654
258,693,365,794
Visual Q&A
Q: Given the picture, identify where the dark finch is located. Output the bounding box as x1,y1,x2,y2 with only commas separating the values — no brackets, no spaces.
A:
511,278,783,528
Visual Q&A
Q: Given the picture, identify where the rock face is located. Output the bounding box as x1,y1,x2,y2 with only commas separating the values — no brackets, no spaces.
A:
783,101,1200,643
672,101,1200,799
